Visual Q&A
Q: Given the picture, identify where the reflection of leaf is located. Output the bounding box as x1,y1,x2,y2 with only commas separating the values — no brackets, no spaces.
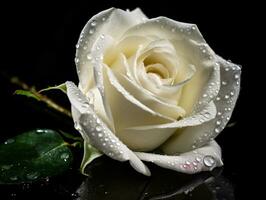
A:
14,90,40,101
39,83,67,94
0,129,73,184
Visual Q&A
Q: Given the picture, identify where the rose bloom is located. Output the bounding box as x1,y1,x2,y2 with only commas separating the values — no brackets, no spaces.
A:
66,8,241,176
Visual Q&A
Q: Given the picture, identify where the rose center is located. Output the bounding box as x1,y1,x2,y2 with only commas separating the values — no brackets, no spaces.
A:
145,63,169,79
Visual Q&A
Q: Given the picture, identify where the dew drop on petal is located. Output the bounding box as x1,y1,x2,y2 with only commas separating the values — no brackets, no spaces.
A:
222,81,227,85
234,74,240,79
203,155,215,167
87,53,92,60
89,29,94,34
91,20,97,26
96,126,102,132
214,128,220,133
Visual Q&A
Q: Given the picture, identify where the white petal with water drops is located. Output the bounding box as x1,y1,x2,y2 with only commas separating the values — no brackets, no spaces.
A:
65,81,150,176
135,141,223,174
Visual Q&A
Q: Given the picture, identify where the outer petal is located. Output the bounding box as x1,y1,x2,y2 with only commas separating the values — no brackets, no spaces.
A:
66,81,150,176
135,141,223,174
162,56,241,154
75,8,147,90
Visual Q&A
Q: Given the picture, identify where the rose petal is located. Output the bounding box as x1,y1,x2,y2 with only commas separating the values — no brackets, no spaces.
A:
104,66,174,125
122,17,217,114
76,8,147,90
66,81,151,176
162,56,241,154
135,140,223,174
112,65,186,119
122,101,216,151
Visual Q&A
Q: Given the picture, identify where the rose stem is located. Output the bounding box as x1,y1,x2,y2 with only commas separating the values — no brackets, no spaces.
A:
10,76,72,118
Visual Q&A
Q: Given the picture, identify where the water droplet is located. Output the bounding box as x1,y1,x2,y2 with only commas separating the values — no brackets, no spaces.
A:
10,176,18,181
98,133,103,137
192,145,196,149
202,49,206,53
196,157,201,162
87,53,92,60
222,81,227,85
216,97,221,101
26,171,39,180
214,128,220,133
203,155,215,167
234,74,239,79
102,17,106,21
100,34,105,39
185,161,191,165
225,95,229,99
75,44,79,48
204,112,210,118
217,112,222,116
91,20,97,26
191,26,196,30
225,68,230,71
103,142,106,146
60,153,70,160
226,116,230,121
96,126,102,132
192,161,197,166
203,93,207,98
89,29,94,34
230,91,234,96
71,193,79,198
108,152,113,156
4,138,15,144
216,120,221,125
81,102,90,109
183,164,189,169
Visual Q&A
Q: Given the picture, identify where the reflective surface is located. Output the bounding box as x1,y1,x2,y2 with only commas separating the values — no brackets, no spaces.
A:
1,156,235,200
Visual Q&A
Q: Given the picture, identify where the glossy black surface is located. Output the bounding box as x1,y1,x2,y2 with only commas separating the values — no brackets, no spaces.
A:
0,0,258,199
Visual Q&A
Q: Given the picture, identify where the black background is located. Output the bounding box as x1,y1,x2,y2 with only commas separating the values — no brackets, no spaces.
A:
0,0,260,199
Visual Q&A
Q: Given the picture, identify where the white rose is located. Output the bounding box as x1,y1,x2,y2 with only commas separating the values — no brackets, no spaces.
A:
66,8,241,176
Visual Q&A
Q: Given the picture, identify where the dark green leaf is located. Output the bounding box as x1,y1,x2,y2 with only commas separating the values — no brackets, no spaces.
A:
14,90,40,101
0,129,73,184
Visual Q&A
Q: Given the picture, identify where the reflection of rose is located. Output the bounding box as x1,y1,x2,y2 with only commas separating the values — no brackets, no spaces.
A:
66,8,241,176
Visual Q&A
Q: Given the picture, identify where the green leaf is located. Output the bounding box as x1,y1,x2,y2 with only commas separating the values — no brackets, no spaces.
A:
14,90,40,101
0,129,73,184
81,141,102,175
39,83,67,94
